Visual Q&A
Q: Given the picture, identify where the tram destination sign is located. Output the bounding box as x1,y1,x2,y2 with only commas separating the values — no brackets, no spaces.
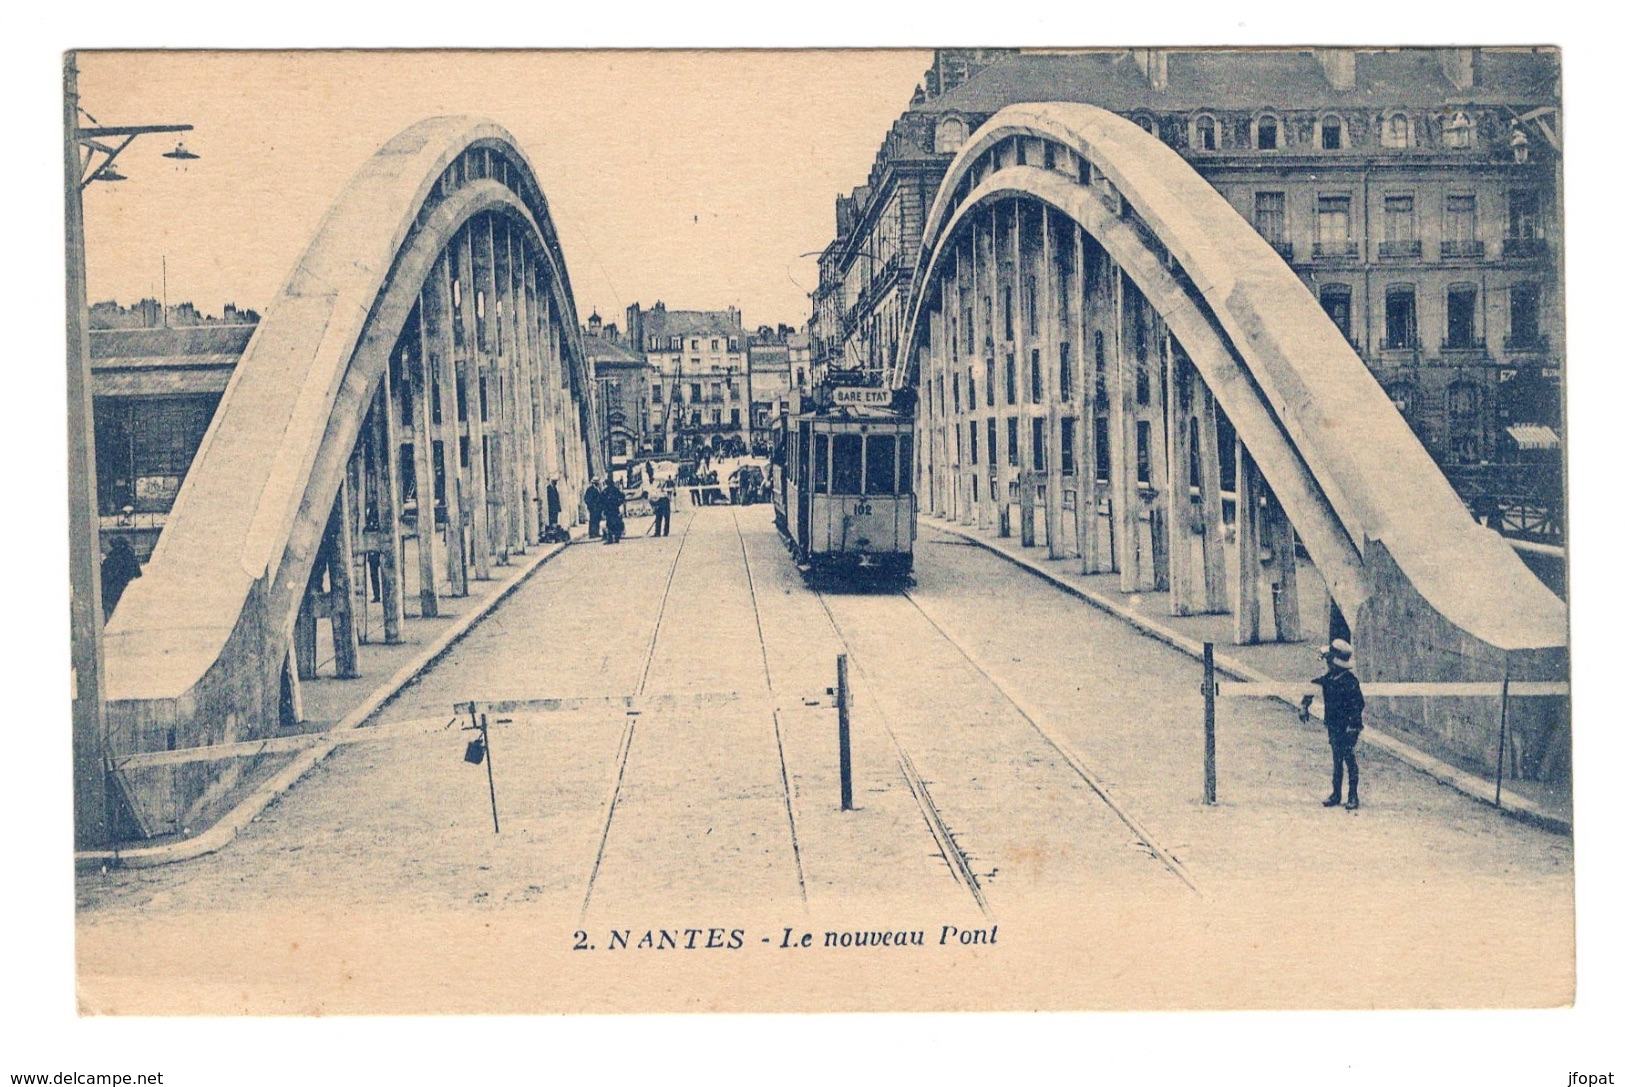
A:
832,386,893,407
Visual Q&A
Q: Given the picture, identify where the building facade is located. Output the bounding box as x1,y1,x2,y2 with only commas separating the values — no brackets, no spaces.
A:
815,47,1563,529
584,313,654,468
625,301,751,456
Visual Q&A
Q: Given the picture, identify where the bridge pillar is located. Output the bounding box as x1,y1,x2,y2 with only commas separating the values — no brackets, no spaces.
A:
1107,266,1136,590
1232,444,1264,646
369,375,405,644
1194,377,1228,613
328,478,361,678
1164,338,1196,616
408,303,441,618
1042,207,1066,560
429,254,469,597
455,229,494,581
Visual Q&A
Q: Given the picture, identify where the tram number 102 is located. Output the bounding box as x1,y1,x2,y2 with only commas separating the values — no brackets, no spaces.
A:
851,501,873,516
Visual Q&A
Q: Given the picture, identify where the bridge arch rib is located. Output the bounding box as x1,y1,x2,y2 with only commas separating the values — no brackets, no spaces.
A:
897,103,1567,783
103,118,605,835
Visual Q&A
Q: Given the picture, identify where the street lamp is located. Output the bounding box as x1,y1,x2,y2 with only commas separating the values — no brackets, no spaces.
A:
64,54,194,851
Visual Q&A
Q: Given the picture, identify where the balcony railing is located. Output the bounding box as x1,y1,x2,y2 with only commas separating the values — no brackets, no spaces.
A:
1378,240,1422,260
1503,333,1550,355
1503,236,1548,260
1312,241,1360,261
1440,239,1485,260
1441,336,1487,352
1378,337,1419,353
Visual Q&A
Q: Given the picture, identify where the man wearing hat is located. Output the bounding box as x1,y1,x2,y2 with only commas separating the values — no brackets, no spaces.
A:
1300,638,1365,810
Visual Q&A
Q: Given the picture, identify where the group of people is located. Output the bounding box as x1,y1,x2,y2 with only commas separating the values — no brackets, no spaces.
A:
582,477,627,543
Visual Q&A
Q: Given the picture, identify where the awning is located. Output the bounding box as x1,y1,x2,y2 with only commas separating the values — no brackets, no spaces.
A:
1505,424,1561,450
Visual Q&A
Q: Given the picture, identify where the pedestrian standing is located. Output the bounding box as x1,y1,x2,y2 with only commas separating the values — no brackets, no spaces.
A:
651,476,673,537
100,535,143,621
546,478,562,533
584,478,603,538
1300,638,1365,810
601,479,625,544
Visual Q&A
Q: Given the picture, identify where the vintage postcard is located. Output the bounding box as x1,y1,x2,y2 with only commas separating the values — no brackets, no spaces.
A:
63,47,1574,1024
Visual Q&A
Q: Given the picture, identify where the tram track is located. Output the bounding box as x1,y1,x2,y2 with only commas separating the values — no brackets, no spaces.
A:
808,588,994,920
732,508,809,910
810,574,1200,907
579,508,695,919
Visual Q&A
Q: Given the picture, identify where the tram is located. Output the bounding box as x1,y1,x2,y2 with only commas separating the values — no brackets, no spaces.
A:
772,382,917,582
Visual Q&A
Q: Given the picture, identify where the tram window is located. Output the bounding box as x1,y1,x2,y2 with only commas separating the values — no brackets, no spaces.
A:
832,433,863,494
814,433,830,493
899,433,913,494
866,434,897,494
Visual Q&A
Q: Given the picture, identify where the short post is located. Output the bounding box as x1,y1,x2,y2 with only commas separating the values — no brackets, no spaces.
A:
1494,668,1511,808
1202,642,1217,805
836,653,853,812
481,711,500,834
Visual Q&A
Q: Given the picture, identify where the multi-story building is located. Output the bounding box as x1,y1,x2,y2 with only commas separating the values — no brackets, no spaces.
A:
625,301,751,456
815,47,1564,528
583,312,654,468
746,341,791,454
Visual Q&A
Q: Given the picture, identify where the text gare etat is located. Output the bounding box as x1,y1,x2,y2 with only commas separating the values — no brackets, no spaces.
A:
571,924,1000,952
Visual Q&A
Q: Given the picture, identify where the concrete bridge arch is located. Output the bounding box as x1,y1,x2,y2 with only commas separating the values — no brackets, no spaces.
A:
897,103,1567,783
104,118,604,835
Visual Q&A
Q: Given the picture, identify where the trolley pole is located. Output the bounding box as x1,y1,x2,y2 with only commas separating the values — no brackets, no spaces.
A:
1202,642,1217,805
836,654,853,811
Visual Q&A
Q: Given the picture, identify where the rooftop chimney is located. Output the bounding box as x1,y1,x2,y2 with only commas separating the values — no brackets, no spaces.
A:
1132,48,1168,91
1315,48,1356,91
1441,48,1476,91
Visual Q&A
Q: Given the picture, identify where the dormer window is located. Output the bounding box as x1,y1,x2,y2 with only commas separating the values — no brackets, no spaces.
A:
1193,114,1219,151
937,116,969,155
1319,114,1344,150
1443,110,1474,150
1255,114,1279,150
1381,112,1412,149
1131,113,1158,138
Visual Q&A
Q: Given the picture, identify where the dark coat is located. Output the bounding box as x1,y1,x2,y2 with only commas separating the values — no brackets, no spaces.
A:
546,482,562,520
1312,667,1365,743
101,540,143,618
584,484,603,514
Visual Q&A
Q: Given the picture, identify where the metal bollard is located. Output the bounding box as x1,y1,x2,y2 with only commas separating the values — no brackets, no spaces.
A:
836,654,853,811
1202,642,1217,805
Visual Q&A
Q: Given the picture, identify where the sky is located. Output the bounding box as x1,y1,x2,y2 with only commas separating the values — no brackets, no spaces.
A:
78,50,934,331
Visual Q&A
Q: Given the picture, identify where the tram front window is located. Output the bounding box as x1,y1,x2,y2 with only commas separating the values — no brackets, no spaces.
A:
865,433,896,494
832,433,863,494
898,433,913,495
814,433,830,493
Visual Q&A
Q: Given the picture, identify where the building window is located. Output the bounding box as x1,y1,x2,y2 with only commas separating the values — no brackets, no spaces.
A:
1316,195,1353,258
1381,195,1418,258
1059,342,1073,402
1509,283,1542,348
1254,191,1286,247
1447,382,1480,462
952,372,961,412
985,358,995,407
967,367,976,409
1005,353,1017,405
1060,417,1076,474
1384,286,1417,350
937,116,969,154
1446,285,1479,349
1380,113,1412,149
1509,191,1541,239
652,383,662,403
1443,195,1480,258
1023,275,1038,333
1032,419,1046,472
690,383,701,402
1193,114,1219,151
1136,420,1152,484
969,420,979,465
1007,417,1020,467
690,339,699,351
1443,110,1474,150
1002,284,1014,341
1031,349,1043,403
1319,115,1344,150
1095,416,1111,480
1320,284,1353,342
1255,114,1279,150
730,408,740,426
1131,114,1158,137
987,419,997,467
